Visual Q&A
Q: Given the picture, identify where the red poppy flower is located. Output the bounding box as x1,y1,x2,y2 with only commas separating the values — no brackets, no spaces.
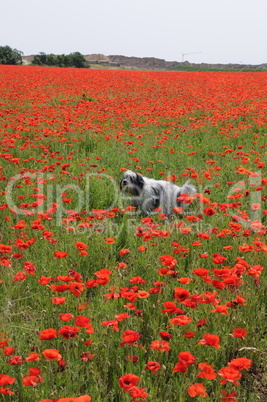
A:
218,366,242,385
228,357,252,371
231,328,247,339
75,316,91,327
42,349,62,361
56,396,91,402
159,331,173,341
203,207,216,216
54,251,68,258
187,383,208,397
150,340,170,352
172,360,189,373
220,390,237,402
25,353,40,362
22,374,43,386
8,356,23,365
0,374,16,385
58,325,80,339
119,248,130,256
197,362,217,379
169,315,192,326
118,373,140,391
120,330,141,346
159,254,177,268
52,296,67,305
3,347,15,356
145,361,161,374
183,330,195,339
39,328,57,341
198,333,220,348
13,272,27,281
173,287,191,301
128,386,148,399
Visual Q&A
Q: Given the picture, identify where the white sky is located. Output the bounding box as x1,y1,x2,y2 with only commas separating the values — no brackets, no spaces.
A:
2,0,267,64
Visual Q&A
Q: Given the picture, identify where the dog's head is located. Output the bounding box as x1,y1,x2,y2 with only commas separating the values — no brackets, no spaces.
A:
120,170,145,196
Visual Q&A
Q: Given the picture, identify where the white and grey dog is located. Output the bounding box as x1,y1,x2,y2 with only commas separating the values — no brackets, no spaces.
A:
120,170,196,216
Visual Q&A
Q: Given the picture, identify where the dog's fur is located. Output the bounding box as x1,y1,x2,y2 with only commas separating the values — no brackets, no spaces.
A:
120,170,196,216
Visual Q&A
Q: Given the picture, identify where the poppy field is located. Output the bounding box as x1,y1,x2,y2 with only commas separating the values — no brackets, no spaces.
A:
0,65,267,401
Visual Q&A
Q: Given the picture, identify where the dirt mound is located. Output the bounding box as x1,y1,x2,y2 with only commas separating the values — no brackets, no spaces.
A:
84,54,109,62
108,55,177,70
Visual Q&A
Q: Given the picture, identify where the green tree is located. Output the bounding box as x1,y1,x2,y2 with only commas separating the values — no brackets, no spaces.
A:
0,46,23,65
32,52,48,66
32,51,89,68
69,52,89,68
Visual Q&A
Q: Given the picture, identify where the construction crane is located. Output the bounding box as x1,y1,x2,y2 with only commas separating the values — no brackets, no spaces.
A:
181,52,202,62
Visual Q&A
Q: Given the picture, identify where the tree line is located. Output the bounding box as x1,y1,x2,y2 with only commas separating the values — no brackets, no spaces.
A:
0,46,90,68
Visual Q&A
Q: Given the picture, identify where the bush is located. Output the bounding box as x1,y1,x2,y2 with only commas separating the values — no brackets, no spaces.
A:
32,51,90,68
0,45,23,65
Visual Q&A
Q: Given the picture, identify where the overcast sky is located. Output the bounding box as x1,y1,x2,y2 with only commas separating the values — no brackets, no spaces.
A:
2,0,267,65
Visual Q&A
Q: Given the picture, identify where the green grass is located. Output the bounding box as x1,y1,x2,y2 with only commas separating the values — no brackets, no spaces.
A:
0,66,267,401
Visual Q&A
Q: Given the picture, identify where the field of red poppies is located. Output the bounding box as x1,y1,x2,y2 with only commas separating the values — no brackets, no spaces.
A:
0,65,267,401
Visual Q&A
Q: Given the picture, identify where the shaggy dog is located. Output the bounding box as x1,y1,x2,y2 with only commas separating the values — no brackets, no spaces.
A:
120,170,196,217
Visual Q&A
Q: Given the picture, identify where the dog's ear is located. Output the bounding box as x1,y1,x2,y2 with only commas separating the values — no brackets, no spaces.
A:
135,173,144,189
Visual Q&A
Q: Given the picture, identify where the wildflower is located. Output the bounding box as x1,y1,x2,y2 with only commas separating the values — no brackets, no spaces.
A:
173,287,191,301
203,207,216,216
25,352,40,362
54,251,68,258
75,241,88,256
39,328,57,340
118,373,140,391
120,330,141,346
178,351,196,365
54,396,91,402
228,357,252,371
150,340,170,352
52,296,67,305
197,362,217,379
198,333,220,348
58,325,80,339
22,368,43,386
183,331,195,339
59,314,73,322
115,312,130,321
0,374,16,385
127,355,139,363
187,383,208,398
116,262,128,269
218,366,242,385
159,254,177,268
231,328,247,339
13,272,27,281
145,361,161,374
81,353,95,361
8,356,23,365
196,318,207,327
75,316,91,327
169,315,192,326
3,347,15,356
119,248,130,256
212,253,227,264
128,386,148,399
159,331,173,341
172,360,189,373
105,238,115,244
211,304,229,315
42,349,62,361
220,390,237,402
